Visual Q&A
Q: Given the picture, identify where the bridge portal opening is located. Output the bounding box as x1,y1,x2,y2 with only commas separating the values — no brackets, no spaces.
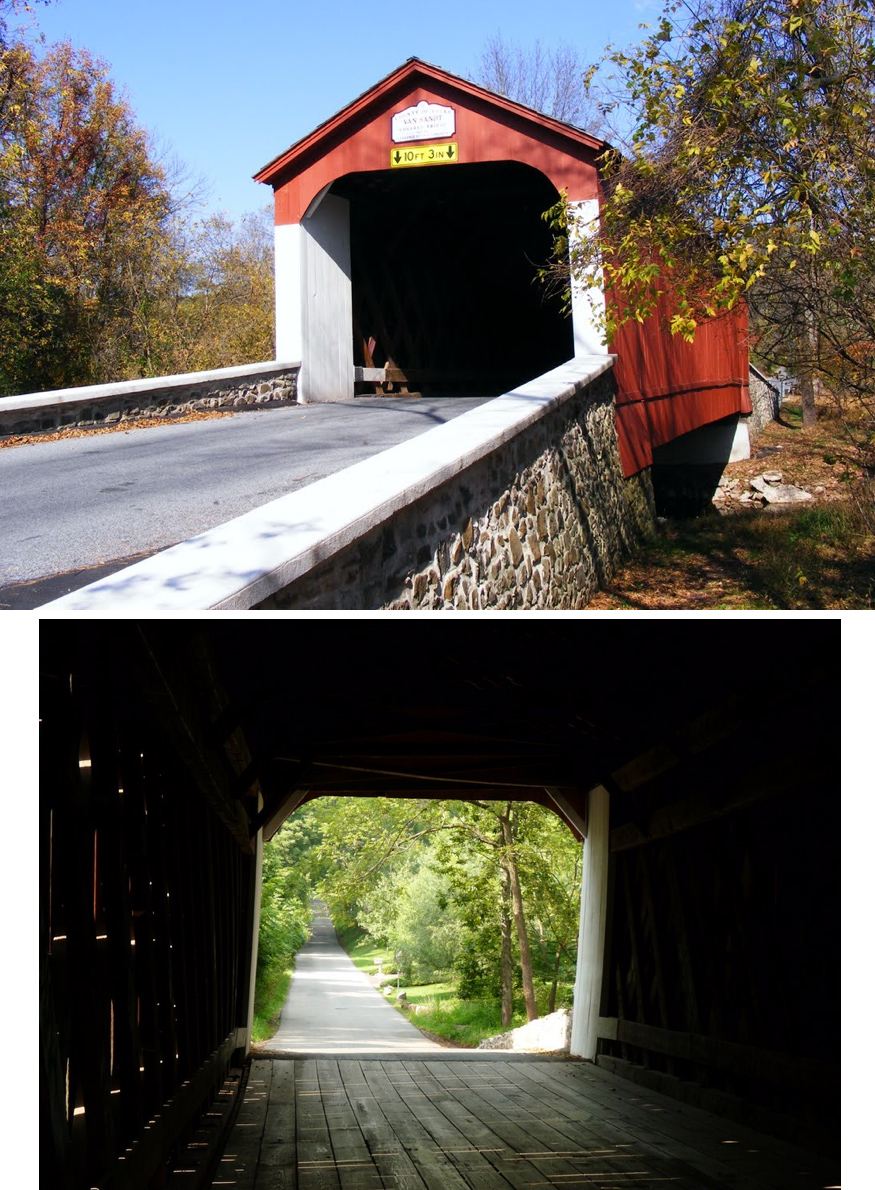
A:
331,161,572,398
259,60,609,404
259,792,584,1049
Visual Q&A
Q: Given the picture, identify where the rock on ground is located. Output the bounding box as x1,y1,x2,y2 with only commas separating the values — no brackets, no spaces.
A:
478,1008,572,1052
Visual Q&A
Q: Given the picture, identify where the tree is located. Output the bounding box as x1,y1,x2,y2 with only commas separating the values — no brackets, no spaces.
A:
545,0,874,478
505,804,582,1014
359,853,463,982
431,801,535,1025
0,0,53,48
1,16,274,394
108,206,275,380
174,207,275,372
302,796,582,1028
258,815,317,983
473,32,601,130
304,796,436,928
434,801,581,1023
0,37,174,392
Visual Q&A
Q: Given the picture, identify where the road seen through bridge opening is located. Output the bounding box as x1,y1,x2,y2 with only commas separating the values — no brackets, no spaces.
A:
257,903,446,1056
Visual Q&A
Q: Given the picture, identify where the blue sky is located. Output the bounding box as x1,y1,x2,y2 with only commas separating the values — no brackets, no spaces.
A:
23,0,659,220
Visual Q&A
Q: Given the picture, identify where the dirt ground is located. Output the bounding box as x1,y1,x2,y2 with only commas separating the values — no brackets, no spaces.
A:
586,398,875,611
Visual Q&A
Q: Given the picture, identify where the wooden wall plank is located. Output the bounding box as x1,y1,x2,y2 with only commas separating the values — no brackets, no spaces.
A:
42,646,252,1190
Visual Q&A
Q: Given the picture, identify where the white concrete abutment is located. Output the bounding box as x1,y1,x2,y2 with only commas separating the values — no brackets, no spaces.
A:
275,193,353,404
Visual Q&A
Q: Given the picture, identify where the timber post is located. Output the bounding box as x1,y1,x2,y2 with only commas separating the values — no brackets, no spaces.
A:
241,806,264,1057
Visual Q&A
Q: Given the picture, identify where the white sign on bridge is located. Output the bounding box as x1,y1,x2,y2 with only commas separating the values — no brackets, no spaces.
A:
391,101,456,143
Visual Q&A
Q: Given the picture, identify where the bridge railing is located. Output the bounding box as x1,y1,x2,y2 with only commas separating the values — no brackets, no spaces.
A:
37,356,656,612
1,360,300,436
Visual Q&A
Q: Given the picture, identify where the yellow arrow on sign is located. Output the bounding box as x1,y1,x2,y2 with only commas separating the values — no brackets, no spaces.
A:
390,143,459,168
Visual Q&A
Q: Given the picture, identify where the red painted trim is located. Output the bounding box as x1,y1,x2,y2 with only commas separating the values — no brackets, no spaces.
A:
256,58,606,224
255,57,604,184
616,377,749,405
615,384,751,475
615,402,653,475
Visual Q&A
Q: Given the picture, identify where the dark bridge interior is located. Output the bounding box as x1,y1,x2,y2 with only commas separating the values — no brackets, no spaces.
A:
333,161,573,397
40,623,840,1190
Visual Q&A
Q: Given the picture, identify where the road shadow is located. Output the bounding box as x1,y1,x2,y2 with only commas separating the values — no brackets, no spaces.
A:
0,551,155,609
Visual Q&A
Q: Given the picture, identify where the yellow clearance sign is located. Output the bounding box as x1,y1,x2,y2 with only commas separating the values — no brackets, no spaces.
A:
390,142,459,168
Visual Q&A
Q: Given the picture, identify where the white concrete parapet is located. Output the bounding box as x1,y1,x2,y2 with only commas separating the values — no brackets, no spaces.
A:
2,360,302,414
37,357,615,613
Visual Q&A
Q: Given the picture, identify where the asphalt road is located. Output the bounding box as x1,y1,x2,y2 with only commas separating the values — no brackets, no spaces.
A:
0,396,490,607
262,904,444,1055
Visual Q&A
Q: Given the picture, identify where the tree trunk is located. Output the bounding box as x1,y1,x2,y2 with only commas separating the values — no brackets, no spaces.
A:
500,804,538,1022
800,308,819,428
548,949,561,1014
499,867,514,1028
800,371,818,428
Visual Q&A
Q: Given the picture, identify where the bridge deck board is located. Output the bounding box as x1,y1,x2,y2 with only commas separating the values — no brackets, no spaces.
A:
211,1057,839,1190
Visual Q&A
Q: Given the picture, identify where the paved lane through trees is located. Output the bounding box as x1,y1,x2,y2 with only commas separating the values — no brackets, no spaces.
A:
262,905,445,1055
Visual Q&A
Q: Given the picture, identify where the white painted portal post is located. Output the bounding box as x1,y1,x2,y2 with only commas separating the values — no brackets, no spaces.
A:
568,199,609,358
274,191,353,403
570,784,610,1059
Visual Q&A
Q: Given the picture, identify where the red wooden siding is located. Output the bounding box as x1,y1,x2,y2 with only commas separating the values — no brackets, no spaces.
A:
611,298,751,475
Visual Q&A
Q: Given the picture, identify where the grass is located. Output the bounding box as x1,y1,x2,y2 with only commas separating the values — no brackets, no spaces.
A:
381,979,574,1047
389,983,574,1047
396,993,507,1047
397,982,456,1003
587,397,875,611
335,924,398,975
251,963,294,1044
336,927,574,1048
596,499,874,610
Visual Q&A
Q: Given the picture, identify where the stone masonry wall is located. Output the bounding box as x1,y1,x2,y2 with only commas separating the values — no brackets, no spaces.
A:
256,371,656,611
0,363,299,437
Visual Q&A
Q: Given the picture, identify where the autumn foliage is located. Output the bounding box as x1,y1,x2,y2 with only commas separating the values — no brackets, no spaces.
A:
0,12,274,395
538,0,874,515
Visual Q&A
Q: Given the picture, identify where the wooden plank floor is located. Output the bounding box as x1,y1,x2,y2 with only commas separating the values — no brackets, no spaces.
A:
211,1057,840,1190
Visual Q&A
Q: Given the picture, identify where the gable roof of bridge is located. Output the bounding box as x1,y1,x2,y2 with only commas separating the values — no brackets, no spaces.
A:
254,57,609,224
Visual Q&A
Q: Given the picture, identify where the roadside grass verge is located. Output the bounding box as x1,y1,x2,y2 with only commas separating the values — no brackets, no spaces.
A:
337,927,575,1048
335,924,397,975
252,899,311,1045
252,964,294,1044
396,982,455,1003
388,981,575,1048
596,499,873,610
395,992,507,1047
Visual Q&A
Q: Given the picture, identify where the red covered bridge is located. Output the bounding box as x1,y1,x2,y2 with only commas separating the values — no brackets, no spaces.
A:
254,57,751,477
